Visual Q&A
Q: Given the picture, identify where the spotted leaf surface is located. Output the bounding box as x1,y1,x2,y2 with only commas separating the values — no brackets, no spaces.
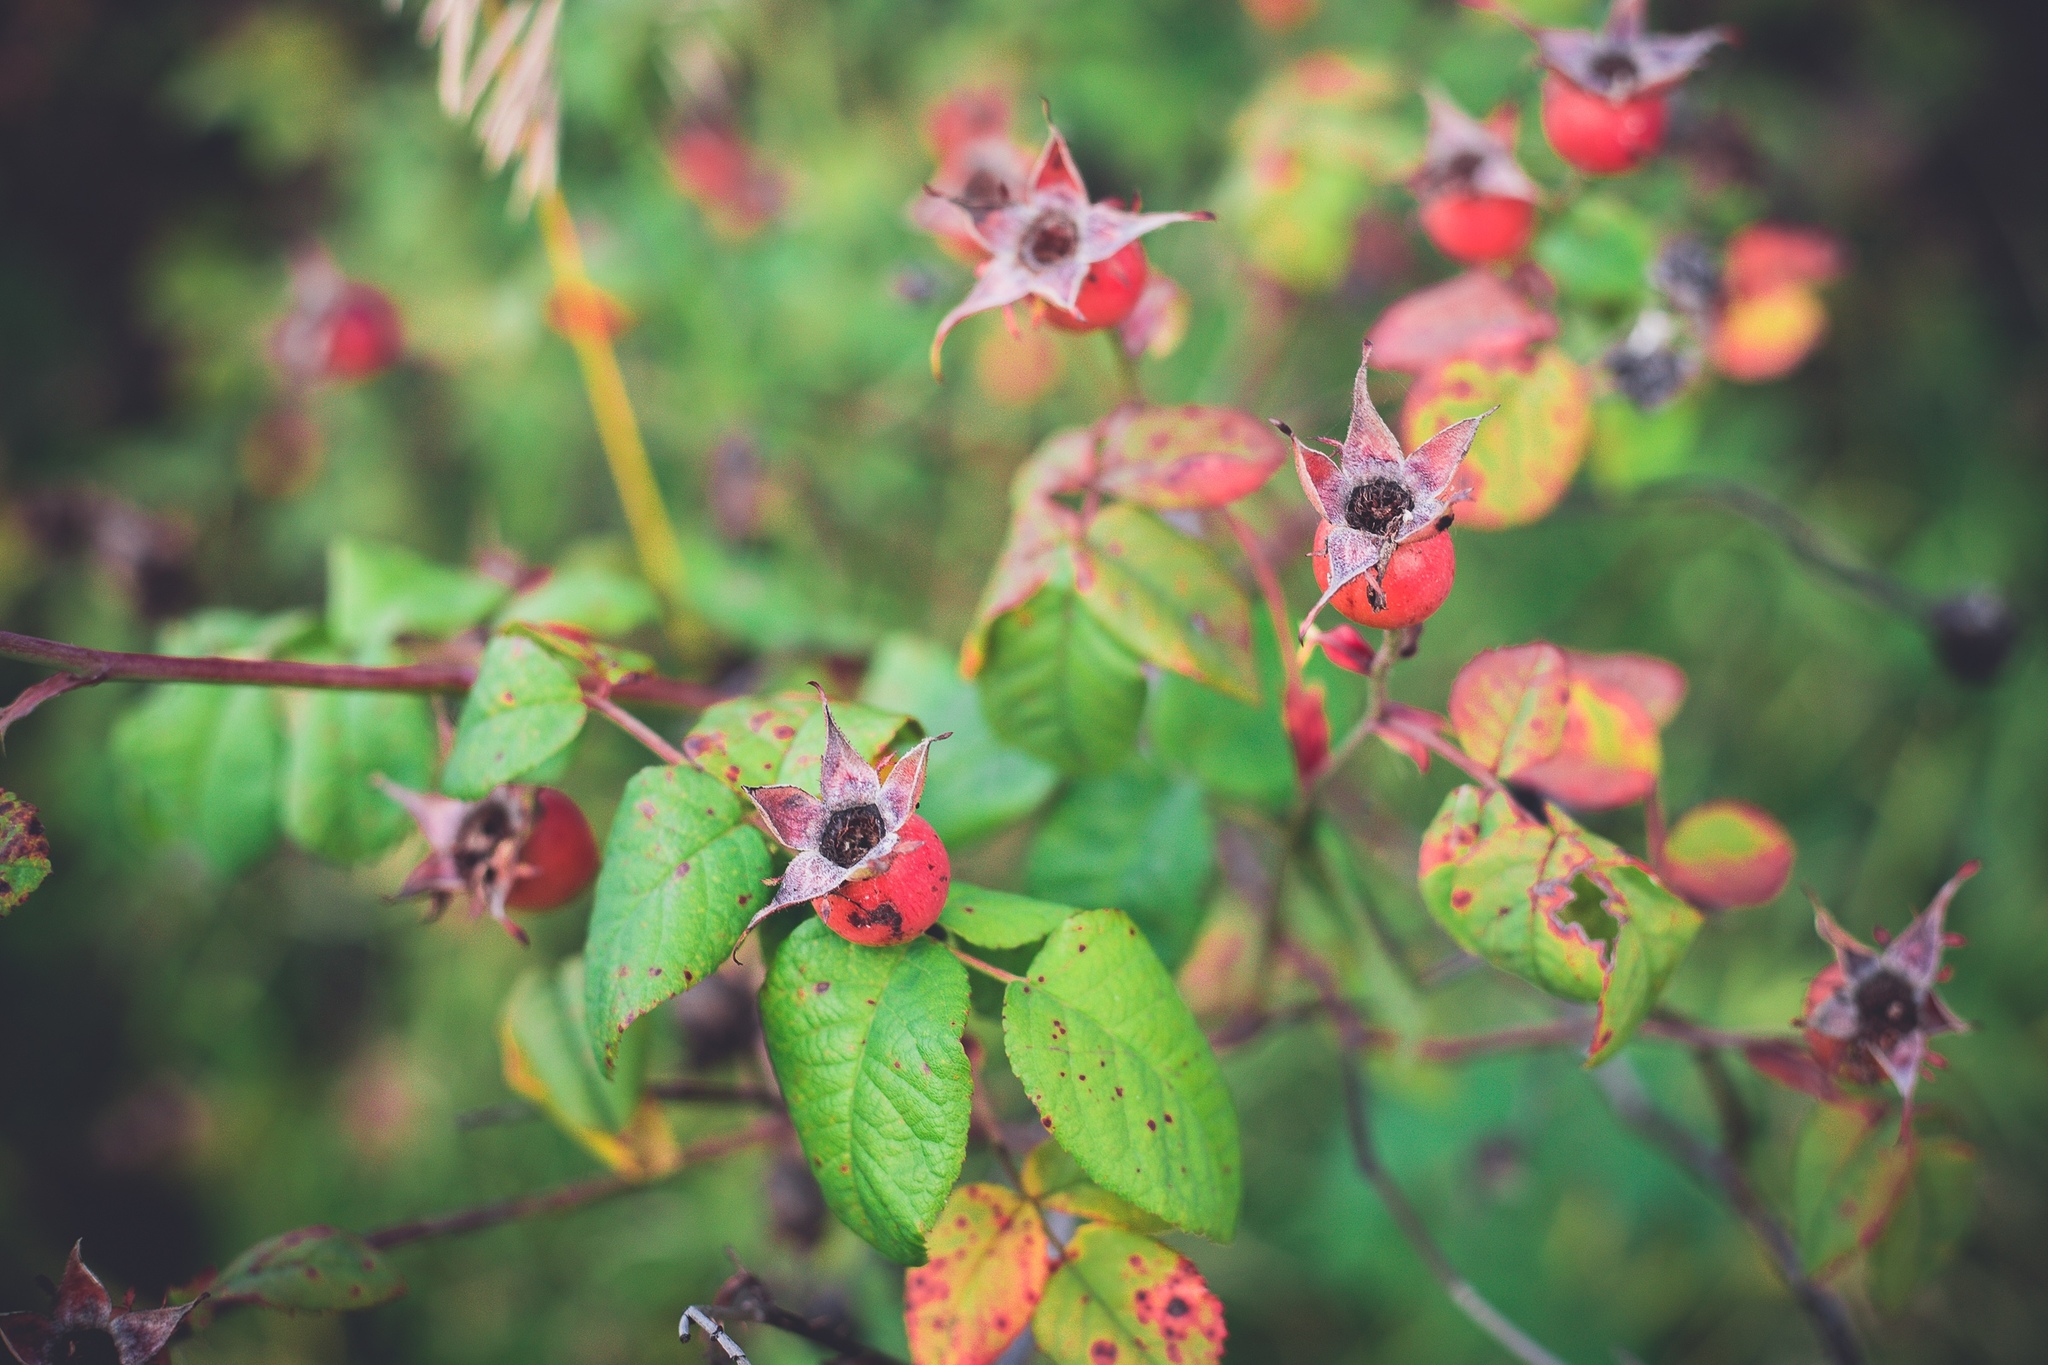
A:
1033,1224,1226,1365
1367,269,1557,374
441,634,586,798
904,1183,1048,1365
210,1226,406,1313
1659,801,1794,910
1402,346,1590,529
760,919,972,1264
1093,405,1286,511
940,883,1077,950
584,764,773,1065
976,585,1148,776
1447,643,1570,779
0,790,51,915
1792,1103,1918,1279
683,691,912,796
1003,910,1240,1240
1078,503,1257,704
1512,670,1662,810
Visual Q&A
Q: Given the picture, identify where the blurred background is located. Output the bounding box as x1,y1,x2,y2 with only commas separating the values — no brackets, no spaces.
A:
1,0,2043,1361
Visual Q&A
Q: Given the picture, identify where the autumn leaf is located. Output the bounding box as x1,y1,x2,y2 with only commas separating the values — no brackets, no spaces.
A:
1447,643,1571,778
1659,800,1795,910
1401,346,1591,529
1367,269,1557,375
1032,1224,1226,1365
905,1183,1048,1365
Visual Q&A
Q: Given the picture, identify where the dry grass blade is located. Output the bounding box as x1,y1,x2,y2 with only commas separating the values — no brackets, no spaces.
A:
395,0,562,211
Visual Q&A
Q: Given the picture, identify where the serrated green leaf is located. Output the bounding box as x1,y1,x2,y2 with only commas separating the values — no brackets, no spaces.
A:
1003,910,1240,1241
760,919,972,1264
861,633,1057,845
1077,503,1257,704
977,585,1147,776
281,684,437,863
111,684,283,875
326,537,507,650
1033,1223,1227,1365
1792,1104,1917,1278
441,634,587,798
682,691,912,796
503,957,649,1138
939,883,1076,950
584,765,773,1065
0,790,51,915
1027,767,1213,969
210,1226,406,1312
1020,1139,1170,1234
496,565,660,638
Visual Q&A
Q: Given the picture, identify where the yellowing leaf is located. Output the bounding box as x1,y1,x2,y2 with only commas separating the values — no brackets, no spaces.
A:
1512,672,1662,810
1021,1140,1171,1234
1033,1224,1226,1365
1447,643,1570,778
1659,801,1795,910
1401,346,1591,529
500,959,675,1178
905,1184,1048,1365
1092,405,1287,511
1711,284,1827,383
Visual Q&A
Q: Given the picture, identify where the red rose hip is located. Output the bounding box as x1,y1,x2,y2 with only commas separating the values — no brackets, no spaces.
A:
1420,194,1537,265
505,787,601,911
1313,521,1456,629
814,815,951,946
1045,241,1150,332
1540,76,1668,175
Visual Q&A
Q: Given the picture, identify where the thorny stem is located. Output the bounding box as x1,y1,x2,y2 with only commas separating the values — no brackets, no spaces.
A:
1341,1056,1574,1365
536,191,700,646
587,692,692,768
1591,1061,1866,1365
362,1119,782,1250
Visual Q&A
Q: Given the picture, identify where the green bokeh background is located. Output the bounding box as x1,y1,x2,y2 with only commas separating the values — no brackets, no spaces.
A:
1,0,2043,1361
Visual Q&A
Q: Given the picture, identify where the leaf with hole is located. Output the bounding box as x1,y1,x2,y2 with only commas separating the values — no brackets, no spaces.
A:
441,634,587,798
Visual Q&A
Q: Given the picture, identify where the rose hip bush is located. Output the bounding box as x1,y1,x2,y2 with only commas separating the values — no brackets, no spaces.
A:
1,0,2042,1363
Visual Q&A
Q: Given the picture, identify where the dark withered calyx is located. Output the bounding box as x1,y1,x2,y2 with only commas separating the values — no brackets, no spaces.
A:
819,803,887,869
1345,477,1414,537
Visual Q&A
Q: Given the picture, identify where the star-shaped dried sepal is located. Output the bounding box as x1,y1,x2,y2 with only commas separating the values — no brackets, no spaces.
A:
1278,340,1490,631
1803,862,1976,1120
925,118,1214,377
375,779,543,945
1412,90,1537,204
742,687,949,929
0,1243,198,1365
1535,0,1730,102
907,88,1033,263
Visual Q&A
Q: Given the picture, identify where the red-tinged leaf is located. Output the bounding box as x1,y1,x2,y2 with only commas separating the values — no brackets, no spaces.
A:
1711,285,1827,383
1743,1039,1847,1105
1076,503,1259,704
1093,405,1287,511
1512,672,1662,811
1660,801,1795,910
1373,702,1443,774
1310,624,1374,675
1283,680,1330,782
1401,346,1591,530
1565,651,1686,727
1724,224,1844,297
1032,1224,1226,1365
1367,269,1556,375
1447,643,1570,778
0,789,51,915
209,1226,407,1312
1793,1104,1918,1279
1115,273,1191,361
962,431,1097,676
905,1183,1049,1365
544,280,634,343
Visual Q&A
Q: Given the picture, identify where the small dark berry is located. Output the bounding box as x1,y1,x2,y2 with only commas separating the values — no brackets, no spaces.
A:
1929,589,2017,685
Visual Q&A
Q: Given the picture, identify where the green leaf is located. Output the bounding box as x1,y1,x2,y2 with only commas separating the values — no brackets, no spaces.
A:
441,634,587,798
1792,1104,1917,1278
1003,910,1240,1241
760,919,973,1264
0,790,51,915
1588,393,1700,493
326,537,507,650
1027,767,1214,968
281,684,437,863
939,883,1076,950
210,1226,406,1313
1146,602,1295,815
1077,503,1257,704
977,585,1147,776
682,691,913,796
584,764,773,1066
502,957,649,1139
1032,1224,1227,1365
496,565,660,638
1867,1137,1977,1309
1400,346,1592,530
1585,860,1702,1064
860,633,1057,844
111,684,283,875
1533,193,1656,307
1020,1139,1170,1234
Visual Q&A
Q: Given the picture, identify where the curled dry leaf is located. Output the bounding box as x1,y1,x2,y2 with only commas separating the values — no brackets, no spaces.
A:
1658,800,1794,909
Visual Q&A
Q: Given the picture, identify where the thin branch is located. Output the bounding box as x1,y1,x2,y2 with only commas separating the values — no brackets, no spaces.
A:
694,1264,907,1365
1590,1061,1865,1365
454,1100,537,1131
1374,715,1505,792
0,630,726,707
1341,1056,1574,1365
642,1078,784,1109
587,692,691,767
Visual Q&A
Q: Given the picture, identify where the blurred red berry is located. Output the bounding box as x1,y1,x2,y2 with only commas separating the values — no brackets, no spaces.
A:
1540,77,1668,175
1313,521,1456,629
1412,92,1538,264
323,284,404,380
1421,194,1537,265
504,786,601,912
1044,241,1150,332
815,814,950,946
1529,0,1728,176
377,780,601,943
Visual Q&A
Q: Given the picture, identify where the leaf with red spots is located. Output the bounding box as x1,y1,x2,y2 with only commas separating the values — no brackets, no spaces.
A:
1447,643,1571,779
1032,1224,1226,1365
1659,801,1795,910
1092,405,1287,511
1003,911,1241,1241
502,957,675,1178
683,691,916,797
1021,1140,1170,1234
209,1226,406,1313
1401,346,1590,530
1510,667,1663,811
1792,1103,1918,1279
441,633,587,798
584,764,773,1066
0,790,51,915
760,918,973,1264
1077,503,1258,705
1367,269,1558,375
904,1183,1048,1365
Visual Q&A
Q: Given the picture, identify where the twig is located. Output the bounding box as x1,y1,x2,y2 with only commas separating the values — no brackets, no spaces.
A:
699,1265,908,1365
0,630,726,707
1646,481,1926,619
1341,1056,1574,1365
1373,715,1505,792
1689,1046,1755,1164
587,692,691,767
1590,1061,1865,1365
642,1078,784,1109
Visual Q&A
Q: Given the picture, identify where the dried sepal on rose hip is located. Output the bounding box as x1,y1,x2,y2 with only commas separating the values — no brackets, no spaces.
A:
1412,90,1539,266
0,1241,198,1365
907,87,1033,264
1277,340,1489,632
924,113,1214,377
1527,0,1730,176
1800,862,1976,1126
742,686,952,947
375,779,600,946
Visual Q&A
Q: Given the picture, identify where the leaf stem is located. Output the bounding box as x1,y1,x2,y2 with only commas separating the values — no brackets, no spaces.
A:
587,692,692,767
945,939,1025,984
